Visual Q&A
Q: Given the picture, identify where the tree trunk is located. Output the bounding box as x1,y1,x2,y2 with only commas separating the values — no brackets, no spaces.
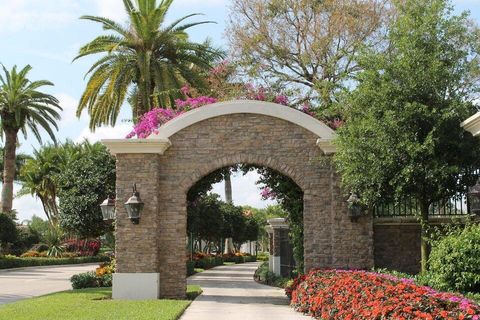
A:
419,201,430,274
224,171,235,254
1,128,18,214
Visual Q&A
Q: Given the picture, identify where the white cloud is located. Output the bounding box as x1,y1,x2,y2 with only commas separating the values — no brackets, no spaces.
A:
76,123,132,143
0,0,79,34
56,93,82,124
95,0,128,21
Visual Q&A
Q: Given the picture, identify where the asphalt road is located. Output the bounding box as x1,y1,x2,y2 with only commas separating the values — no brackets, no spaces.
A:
0,263,98,304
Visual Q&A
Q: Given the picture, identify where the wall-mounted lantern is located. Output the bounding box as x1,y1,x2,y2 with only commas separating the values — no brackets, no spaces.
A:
124,184,144,224
467,179,480,216
100,196,116,222
347,193,364,222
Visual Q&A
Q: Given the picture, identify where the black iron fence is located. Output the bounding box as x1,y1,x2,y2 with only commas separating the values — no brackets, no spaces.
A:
374,193,470,218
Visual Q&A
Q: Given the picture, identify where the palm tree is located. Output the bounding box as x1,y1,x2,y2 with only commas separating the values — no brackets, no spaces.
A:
0,65,61,213
19,145,64,224
0,147,31,182
75,0,223,129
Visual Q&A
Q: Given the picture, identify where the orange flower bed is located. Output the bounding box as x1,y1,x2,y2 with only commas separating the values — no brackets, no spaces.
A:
286,269,480,319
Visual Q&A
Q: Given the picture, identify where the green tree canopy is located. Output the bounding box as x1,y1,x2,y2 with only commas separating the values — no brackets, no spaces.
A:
334,0,480,272
57,143,115,238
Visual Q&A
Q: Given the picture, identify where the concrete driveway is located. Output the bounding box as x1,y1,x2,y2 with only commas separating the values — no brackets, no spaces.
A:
0,264,98,304
180,262,311,320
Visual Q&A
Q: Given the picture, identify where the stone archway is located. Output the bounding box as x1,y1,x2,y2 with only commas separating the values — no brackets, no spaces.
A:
103,100,374,299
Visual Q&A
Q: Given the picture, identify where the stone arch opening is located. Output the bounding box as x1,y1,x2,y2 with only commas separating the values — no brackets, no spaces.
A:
185,162,304,276
103,100,374,300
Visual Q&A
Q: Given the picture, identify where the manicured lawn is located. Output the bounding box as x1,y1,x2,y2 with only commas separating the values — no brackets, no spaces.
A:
0,286,202,320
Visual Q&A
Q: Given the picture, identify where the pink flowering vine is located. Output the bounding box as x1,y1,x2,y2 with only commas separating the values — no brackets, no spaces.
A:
260,186,277,200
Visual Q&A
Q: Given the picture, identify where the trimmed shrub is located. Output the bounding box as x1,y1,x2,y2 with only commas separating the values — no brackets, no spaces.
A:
287,269,480,319
195,256,224,269
0,255,109,269
254,261,290,288
71,271,112,289
187,260,196,276
426,224,480,293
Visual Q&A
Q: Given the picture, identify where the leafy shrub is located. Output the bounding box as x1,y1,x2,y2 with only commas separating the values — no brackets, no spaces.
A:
256,252,269,261
254,261,290,288
63,239,101,256
186,261,196,276
195,256,224,269
10,226,41,256
95,260,115,276
0,213,18,254
0,255,109,269
287,270,480,319
222,252,257,264
71,271,112,289
426,224,480,293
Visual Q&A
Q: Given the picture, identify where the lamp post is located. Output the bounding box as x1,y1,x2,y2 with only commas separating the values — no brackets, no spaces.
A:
100,196,116,222
347,193,364,222
467,179,480,216
124,184,144,224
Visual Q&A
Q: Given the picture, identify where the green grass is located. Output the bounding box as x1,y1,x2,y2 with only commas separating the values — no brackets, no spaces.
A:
0,286,202,320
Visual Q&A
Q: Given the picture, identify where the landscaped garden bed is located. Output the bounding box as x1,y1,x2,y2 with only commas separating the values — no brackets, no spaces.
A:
286,269,480,319
186,252,257,276
0,286,202,320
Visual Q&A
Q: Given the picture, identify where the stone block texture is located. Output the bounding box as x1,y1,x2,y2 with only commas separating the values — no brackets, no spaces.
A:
374,224,421,274
115,113,374,298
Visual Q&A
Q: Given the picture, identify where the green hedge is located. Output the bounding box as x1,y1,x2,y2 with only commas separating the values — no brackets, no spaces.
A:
71,271,112,289
223,255,257,264
194,256,224,269
186,260,196,276
0,256,110,269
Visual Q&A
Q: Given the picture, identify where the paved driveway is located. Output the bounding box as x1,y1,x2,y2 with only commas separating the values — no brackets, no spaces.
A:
0,264,97,304
180,262,311,320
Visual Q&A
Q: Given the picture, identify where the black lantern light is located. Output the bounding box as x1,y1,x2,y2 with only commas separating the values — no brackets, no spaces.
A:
124,184,144,224
347,193,364,222
468,179,480,216
100,196,116,221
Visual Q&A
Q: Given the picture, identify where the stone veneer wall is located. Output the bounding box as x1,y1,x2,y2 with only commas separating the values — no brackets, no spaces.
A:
114,113,374,298
373,224,421,274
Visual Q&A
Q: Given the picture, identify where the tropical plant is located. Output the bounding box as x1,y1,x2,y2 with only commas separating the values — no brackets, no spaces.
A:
45,225,64,258
75,0,223,129
19,145,65,224
0,64,61,213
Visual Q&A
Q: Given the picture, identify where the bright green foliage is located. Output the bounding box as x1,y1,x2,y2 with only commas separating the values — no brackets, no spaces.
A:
0,65,61,213
188,194,225,244
0,213,17,255
25,215,50,241
426,224,480,293
19,145,68,224
254,166,304,273
57,143,115,238
75,0,223,128
0,255,109,269
334,0,480,272
71,271,112,289
0,287,197,320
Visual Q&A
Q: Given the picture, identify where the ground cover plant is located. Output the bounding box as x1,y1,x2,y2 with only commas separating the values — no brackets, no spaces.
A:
0,286,202,320
254,261,290,288
287,269,480,319
0,255,109,269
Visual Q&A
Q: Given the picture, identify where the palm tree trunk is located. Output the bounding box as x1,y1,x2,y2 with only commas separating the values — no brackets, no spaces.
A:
224,171,235,254
1,128,18,213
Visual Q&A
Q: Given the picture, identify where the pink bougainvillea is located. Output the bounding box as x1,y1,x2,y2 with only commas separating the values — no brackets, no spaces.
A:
260,186,277,200
126,84,339,139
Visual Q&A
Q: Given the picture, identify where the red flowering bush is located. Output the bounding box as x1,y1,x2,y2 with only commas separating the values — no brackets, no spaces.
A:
287,269,480,319
63,239,101,256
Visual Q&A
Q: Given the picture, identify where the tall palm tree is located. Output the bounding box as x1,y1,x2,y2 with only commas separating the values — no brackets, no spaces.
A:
0,147,31,182
0,65,61,213
75,0,223,129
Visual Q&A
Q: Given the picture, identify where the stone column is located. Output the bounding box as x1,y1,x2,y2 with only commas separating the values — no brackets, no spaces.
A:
265,225,274,272
267,218,289,276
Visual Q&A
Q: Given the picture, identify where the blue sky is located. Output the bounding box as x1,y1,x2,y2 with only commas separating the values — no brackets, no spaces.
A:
1,0,478,221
